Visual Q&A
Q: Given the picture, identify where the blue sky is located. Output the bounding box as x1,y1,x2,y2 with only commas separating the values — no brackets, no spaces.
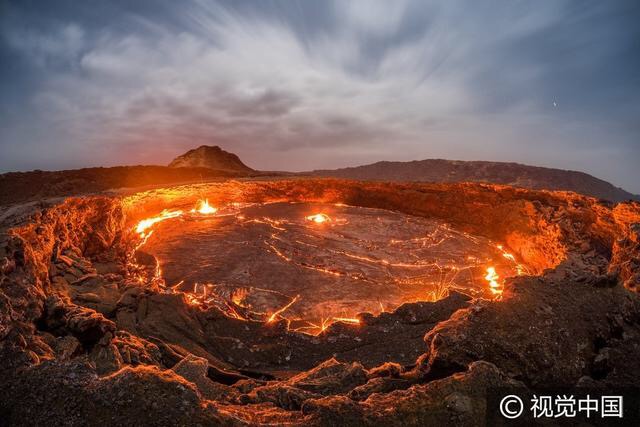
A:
1,0,639,192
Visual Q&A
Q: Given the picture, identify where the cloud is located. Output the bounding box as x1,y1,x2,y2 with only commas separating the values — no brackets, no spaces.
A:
3,22,85,67
0,0,638,191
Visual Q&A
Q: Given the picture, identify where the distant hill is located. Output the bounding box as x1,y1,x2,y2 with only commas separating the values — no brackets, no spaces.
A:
3,148,636,206
0,166,250,205
312,159,639,202
169,145,254,172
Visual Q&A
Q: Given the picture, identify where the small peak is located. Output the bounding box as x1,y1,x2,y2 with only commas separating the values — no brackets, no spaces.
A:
168,145,253,172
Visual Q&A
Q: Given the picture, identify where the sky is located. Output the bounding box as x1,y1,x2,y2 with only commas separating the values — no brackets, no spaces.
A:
1,0,639,193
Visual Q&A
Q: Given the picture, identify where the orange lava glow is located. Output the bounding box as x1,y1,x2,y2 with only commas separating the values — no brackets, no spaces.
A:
135,209,183,238
482,244,528,296
293,316,361,335
496,244,528,275
267,295,300,323
305,213,331,224
231,288,249,307
192,199,218,215
485,266,501,295
332,317,361,325
134,199,218,240
130,200,529,335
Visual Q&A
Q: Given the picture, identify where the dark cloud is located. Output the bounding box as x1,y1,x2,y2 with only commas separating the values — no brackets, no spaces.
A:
0,0,638,192
226,89,300,117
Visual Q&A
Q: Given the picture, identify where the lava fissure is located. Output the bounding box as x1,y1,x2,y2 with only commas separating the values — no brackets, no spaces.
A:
130,198,525,335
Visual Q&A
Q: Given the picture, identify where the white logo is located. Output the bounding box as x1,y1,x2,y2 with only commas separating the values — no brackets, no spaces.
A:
500,395,524,419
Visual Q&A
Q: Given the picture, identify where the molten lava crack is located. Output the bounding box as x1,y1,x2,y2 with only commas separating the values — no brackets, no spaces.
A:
129,199,527,334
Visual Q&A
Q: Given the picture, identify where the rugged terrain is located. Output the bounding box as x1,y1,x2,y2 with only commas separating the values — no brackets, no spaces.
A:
0,165,253,206
2,146,636,208
313,159,639,202
0,178,639,425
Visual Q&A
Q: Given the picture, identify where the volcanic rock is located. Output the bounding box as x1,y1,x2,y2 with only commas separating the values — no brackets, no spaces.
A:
0,165,254,206
313,159,639,202
168,145,254,172
54,335,82,360
418,272,640,387
1,178,640,426
172,353,239,401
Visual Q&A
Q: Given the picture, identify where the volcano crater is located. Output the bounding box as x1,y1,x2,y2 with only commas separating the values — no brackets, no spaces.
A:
2,179,640,425
141,201,523,333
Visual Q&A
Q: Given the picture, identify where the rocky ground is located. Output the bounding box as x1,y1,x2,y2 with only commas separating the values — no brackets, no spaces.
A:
0,166,254,206
0,179,639,426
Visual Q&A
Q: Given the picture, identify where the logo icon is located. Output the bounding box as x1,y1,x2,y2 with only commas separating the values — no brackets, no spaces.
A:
500,395,524,419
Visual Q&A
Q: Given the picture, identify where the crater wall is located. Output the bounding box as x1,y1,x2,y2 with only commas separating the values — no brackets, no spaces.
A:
1,179,639,426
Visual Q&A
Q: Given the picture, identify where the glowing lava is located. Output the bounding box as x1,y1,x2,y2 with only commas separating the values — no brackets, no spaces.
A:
231,288,249,307
485,266,502,295
135,209,183,238
134,199,217,239
497,244,529,276
130,201,527,335
293,316,361,335
306,213,331,224
267,295,300,323
192,199,218,215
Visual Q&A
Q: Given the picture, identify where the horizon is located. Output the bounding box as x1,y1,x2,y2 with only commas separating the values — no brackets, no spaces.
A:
1,143,636,196
1,1,639,192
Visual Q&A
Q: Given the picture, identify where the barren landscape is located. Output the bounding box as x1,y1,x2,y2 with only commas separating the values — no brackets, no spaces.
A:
1,174,639,425
1,2,639,424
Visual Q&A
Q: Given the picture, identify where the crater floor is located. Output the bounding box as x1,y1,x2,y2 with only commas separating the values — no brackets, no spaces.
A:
143,202,520,329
